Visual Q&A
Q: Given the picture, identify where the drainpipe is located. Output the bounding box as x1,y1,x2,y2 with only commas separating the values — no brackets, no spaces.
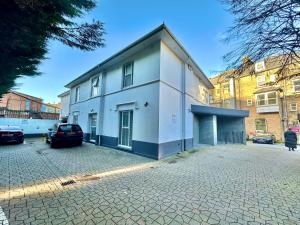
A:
181,63,186,151
98,68,105,146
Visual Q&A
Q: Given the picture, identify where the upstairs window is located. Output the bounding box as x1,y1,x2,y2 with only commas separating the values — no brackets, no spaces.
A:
256,92,277,106
267,92,277,105
75,87,80,103
255,61,266,72
293,80,300,92
25,100,30,111
123,62,134,88
91,76,100,97
270,74,276,82
256,94,266,106
202,88,209,104
256,75,266,87
223,83,230,94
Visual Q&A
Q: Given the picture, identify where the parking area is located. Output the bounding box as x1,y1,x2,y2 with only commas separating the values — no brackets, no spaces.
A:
0,139,300,225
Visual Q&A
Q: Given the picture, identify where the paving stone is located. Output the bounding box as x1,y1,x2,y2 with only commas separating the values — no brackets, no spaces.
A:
0,139,300,224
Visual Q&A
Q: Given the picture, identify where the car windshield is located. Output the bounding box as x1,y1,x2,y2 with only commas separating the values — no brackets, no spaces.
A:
58,125,72,132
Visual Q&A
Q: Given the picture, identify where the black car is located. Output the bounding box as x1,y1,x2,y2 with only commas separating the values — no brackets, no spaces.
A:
46,123,83,148
252,133,276,144
0,126,24,144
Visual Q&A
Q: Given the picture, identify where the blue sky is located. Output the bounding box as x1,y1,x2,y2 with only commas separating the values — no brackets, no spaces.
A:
16,0,233,103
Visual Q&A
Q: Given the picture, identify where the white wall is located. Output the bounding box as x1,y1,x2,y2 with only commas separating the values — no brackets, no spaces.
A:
103,82,160,143
105,43,160,95
159,42,183,143
69,43,161,144
69,96,101,134
59,94,70,118
159,42,210,144
0,118,59,135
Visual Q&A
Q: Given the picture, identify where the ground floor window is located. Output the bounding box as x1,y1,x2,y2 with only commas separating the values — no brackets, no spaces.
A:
73,112,79,124
255,119,267,133
119,110,133,148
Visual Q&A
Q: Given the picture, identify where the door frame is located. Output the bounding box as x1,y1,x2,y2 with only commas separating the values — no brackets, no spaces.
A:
89,113,97,143
118,110,133,150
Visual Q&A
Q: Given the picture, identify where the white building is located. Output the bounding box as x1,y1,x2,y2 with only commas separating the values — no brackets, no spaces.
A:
65,25,248,159
58,90,70,120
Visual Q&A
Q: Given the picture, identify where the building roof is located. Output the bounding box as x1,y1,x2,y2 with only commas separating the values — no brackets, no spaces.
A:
9,91,43,102
191,105,249,118
65,24,214,89
58,90,70,98
210,54,300,84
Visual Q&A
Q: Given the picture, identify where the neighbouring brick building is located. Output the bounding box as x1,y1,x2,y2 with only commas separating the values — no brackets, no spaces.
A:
0,91,60,120
210,56,300,141
0,91,43,112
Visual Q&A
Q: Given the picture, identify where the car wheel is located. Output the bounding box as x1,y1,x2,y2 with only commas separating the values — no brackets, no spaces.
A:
18,139,24,144
78,141,82,146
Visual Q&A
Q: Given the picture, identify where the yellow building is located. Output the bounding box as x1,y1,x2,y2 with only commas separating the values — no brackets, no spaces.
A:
210,56,300,141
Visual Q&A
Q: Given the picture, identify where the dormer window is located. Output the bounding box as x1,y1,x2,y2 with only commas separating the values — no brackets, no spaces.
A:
255,61,266,72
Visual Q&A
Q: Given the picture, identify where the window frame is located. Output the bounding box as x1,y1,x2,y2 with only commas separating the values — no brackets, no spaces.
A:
247,99,253,106
269,74,276,82
255,118,267,133
122,62,134,88
255,91,277,106
118,110,133,149
72,111,79,124
256,75,266,87
90,76,100,97
290,103,297,112
75,86,80,103
255,61,266,72
293,79,300,92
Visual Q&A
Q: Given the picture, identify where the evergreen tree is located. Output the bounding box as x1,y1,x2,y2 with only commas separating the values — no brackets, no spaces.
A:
0,0,105,95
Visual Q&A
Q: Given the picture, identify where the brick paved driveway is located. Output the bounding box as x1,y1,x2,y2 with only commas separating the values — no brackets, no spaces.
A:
0,139,300,225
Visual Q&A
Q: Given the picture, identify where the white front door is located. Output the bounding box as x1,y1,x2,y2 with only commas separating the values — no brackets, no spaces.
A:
119,110,133,149
89,114,97,142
